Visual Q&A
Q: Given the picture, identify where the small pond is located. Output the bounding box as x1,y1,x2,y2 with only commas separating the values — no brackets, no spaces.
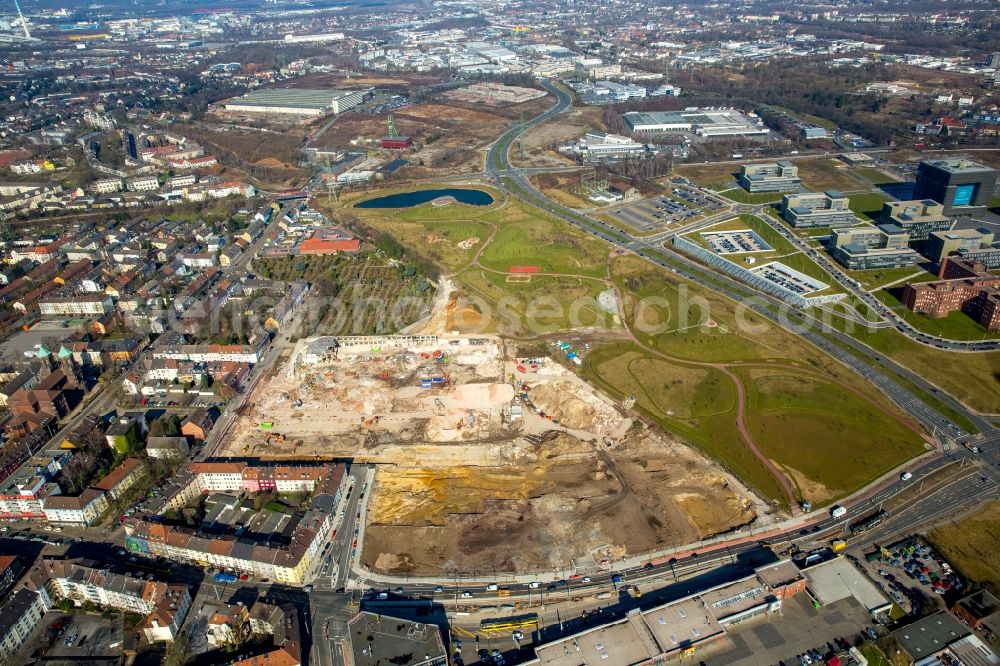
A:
354,188,494,208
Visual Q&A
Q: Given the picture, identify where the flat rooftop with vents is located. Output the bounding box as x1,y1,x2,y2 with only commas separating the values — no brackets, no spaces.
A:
348,612,447,666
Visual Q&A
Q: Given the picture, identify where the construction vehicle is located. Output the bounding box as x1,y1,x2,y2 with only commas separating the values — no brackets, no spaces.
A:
831,539,847,552
626,585,641,598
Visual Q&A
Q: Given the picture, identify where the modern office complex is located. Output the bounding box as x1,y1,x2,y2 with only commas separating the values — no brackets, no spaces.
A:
829,223,919,270
902,258,1000,331
925,228,1000,266
623,109,769,138
880,200,953,241
780,191,857,228
567,131,647,158
739,161,801,193
224,88,365,116
913,158,997,216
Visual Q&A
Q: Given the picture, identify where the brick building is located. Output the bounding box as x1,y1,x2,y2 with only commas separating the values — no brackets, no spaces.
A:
901,258,1000,331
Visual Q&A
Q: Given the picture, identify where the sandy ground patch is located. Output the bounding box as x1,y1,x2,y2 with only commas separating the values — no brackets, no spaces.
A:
362,429,758,575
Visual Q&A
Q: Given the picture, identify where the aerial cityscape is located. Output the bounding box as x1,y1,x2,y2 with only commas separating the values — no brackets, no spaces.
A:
0,1,1000,666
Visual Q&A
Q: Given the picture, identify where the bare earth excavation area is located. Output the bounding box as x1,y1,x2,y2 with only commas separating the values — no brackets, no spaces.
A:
221,335,764,575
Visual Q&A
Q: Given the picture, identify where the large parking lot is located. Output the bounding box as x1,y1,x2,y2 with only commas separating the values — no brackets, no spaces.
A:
671,184,726,210
607,195,704,232
750,261,829,296
855,537,963,616
702,229,773,255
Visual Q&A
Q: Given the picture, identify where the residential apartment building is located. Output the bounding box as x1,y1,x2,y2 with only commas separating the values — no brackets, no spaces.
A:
127,175,160,192
0,555,25,597
168,174,197,188
42,488,109,525
29,558,192,643
124,464,344,584
39,294,114,316
181,252,216,269
780,191,857,228
739,161,801,192
0,589,46,660
0,368,40,406
180,408,216,441
153,343,263,364
7,370,74,438
881,200,953,241
93,457,146,501
90,178,123,194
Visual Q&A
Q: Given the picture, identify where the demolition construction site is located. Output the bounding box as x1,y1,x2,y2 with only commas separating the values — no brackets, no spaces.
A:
221,335,766,575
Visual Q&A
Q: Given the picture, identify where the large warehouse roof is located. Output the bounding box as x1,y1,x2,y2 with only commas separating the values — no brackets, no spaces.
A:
803,557,892,615
226,88,356,112
623,108,769,137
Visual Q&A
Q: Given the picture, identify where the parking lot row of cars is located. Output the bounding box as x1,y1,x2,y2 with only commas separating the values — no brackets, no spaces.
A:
670,183,725,210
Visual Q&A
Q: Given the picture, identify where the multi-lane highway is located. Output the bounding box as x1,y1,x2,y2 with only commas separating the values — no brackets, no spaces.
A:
485,80,994,439
306,77,1000,601
338,431,999,604
487,80,999,353
740,203,999,352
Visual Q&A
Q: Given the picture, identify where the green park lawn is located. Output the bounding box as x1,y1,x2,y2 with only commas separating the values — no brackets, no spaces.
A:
854,167,901,185
849,192,891,221
739,368,925,504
